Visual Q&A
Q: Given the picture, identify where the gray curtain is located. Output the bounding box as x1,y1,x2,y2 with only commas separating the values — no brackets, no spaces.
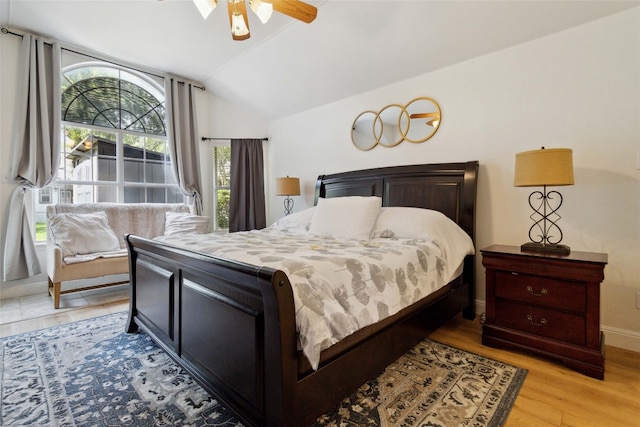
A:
165,76,203,214
229,139,266,232
3,35,61,281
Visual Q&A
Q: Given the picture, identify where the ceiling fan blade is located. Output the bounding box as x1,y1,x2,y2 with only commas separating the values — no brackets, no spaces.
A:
228,0,251,40
268,0,317,23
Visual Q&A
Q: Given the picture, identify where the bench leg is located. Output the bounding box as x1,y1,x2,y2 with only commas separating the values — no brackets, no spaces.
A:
48,277,61,309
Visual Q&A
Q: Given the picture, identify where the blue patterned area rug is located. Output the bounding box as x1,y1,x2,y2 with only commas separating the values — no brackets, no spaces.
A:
0,312,526,427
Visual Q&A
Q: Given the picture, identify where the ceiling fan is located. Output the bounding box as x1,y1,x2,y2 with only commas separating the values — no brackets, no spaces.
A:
193,0,318,41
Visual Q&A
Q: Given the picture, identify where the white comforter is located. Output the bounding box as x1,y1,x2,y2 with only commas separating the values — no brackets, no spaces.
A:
154,230,473,370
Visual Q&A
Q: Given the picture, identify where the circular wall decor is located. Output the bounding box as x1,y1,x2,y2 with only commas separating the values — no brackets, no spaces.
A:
351,97,441,150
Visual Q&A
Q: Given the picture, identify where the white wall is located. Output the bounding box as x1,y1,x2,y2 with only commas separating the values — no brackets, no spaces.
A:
264,8,640,351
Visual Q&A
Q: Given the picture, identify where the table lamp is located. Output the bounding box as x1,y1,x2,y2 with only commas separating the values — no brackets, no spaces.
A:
276,176,300,216
514,147,574,255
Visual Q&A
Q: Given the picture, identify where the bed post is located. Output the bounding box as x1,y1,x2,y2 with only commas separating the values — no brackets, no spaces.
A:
260,269,298,426
462,161,479,320
125,234,139,333
313,174,326,204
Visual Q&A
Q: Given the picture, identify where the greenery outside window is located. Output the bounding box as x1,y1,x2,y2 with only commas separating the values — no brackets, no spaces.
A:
213,145,231,231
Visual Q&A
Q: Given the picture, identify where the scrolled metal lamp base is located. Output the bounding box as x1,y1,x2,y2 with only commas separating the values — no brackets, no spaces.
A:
521,185,570,256
283,196,294,216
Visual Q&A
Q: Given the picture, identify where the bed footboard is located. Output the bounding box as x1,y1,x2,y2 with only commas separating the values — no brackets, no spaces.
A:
125,234,296,426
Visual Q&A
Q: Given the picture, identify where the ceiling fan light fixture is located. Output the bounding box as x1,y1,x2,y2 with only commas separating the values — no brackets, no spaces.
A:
192,0,218,19
231,11,250,37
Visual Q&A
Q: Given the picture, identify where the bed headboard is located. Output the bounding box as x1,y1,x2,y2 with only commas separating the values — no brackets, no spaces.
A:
314,161,479,242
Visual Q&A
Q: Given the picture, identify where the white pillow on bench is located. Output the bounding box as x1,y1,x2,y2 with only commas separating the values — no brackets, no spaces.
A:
49,211,121,258
164,211,210,235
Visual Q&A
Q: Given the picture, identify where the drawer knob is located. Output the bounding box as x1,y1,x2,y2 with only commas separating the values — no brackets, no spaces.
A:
527,314,548,327
526,286,548,297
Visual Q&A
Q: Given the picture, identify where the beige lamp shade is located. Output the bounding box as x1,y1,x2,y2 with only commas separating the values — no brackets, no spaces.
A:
514,148,574,187
276,177,301,196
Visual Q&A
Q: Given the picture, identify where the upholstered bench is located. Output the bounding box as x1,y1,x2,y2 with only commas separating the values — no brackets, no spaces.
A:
45,203,208,308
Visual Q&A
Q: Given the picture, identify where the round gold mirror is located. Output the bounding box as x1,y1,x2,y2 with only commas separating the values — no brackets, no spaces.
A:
351,111,380,151
377,104,409,148
404,97,441,143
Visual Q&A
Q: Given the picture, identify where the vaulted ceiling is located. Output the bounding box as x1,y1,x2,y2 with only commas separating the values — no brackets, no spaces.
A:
1,1,637,120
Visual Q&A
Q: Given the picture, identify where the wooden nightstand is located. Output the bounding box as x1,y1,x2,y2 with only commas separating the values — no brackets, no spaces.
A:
481,244,608,379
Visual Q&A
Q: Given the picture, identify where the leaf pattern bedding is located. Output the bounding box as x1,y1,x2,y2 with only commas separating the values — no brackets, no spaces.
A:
154,230,472,370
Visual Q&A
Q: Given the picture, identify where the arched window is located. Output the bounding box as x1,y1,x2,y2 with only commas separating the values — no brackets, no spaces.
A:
61,65,166,135
34,64,182,241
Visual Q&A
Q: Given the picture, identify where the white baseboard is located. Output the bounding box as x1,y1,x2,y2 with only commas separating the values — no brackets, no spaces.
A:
601,325,640,353
475,300,485,317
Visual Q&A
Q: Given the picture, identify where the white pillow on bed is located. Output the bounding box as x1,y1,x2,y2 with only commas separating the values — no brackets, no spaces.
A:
371,206,475,259
269,207,316,234
164,212,210,235
49,211,121,257
309,196,382,240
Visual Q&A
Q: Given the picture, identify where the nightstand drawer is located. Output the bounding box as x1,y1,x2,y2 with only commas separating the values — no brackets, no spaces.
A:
495,271,585,313
495,300,586,346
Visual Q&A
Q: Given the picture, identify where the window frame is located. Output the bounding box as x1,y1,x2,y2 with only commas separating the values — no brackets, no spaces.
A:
33,62,184,243
55,121,180,202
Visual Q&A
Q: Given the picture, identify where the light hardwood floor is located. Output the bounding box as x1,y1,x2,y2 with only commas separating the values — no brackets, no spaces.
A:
1,296,638,427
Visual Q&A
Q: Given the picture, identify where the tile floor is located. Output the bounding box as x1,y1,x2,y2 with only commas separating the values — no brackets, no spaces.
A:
0,284,129,325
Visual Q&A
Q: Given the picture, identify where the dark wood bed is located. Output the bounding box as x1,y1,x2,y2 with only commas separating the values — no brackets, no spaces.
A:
125,161,479,427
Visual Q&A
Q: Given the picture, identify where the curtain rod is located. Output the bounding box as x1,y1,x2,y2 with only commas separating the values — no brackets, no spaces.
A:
201,137,269,142
1,27,205,91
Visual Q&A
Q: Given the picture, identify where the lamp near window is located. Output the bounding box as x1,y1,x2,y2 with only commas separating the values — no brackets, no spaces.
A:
514,147,574,255
276,176,300,216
